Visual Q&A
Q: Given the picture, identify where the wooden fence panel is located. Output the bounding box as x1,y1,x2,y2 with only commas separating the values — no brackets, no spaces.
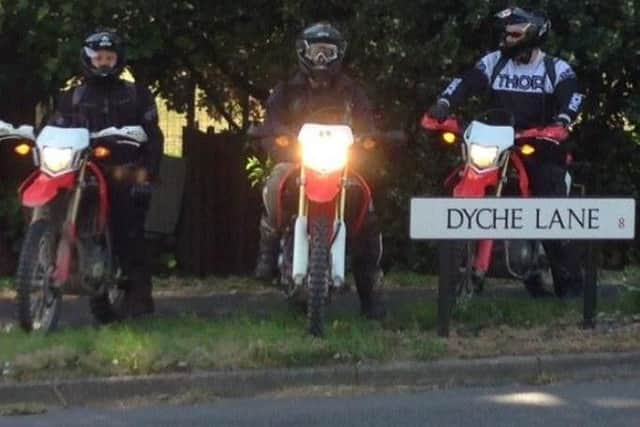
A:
176,128,261,276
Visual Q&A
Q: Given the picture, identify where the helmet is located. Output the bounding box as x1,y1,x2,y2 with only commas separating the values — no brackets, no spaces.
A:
80,30,126,79
495,7,550,59
295,22,347,87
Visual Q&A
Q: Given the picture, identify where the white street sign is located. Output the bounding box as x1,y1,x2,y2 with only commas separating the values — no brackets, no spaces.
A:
410,198,635,240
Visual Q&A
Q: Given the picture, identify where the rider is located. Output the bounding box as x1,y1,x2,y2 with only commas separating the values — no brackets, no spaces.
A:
51,30,164,316
254,22,386,319
428,7,585,298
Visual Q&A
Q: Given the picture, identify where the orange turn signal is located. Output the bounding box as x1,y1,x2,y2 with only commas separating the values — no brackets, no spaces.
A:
442,132,457,144
363,138,377,150
93,146,111,159
520,144,535,156
275,136,290,147
14,143,31,156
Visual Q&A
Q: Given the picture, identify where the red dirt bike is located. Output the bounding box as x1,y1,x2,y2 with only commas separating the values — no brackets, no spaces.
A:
421,109,574,304
13,123,149,332
250,117,403,336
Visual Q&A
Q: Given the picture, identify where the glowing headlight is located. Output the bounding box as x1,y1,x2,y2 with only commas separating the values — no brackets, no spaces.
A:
469,144,499,169
299,125,353,173
42,147,73,173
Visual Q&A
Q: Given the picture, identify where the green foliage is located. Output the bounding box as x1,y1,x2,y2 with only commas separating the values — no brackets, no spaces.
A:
0,1,638,269
245,154,274,188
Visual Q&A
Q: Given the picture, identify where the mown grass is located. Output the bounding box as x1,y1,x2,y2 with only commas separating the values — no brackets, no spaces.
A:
2,266,640,382
1,309,443,381
2,287,639,383
0,277,12,291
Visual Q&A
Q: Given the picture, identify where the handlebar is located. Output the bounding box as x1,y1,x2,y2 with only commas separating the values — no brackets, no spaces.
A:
515,125,569,144
420,114,462,134
247,124,407,147
89,126,148,144
421,113,569,144
0,121,36,142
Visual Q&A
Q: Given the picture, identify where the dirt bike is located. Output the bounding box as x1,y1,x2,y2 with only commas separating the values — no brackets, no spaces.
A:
250,117,403,336
421,109,575,306
13,123,149,332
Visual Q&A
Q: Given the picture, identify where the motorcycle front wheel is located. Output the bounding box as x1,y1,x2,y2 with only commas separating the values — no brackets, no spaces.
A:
16,219,61,332
438,240,474,311
307,217,330,337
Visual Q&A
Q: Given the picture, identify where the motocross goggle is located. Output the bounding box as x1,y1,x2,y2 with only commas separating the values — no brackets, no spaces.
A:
503,23,533,46
302,41,340,66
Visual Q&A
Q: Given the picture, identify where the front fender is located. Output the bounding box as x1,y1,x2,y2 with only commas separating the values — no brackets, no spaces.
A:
305,169,342,203
453,166,500,197
20,172,75,208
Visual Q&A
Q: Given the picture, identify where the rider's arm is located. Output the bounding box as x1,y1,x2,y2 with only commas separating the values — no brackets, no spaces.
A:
260,82,297,161
551,60,585,126
438,51,500,109
48,90,74,127
351,85,377,135
136,85,164,181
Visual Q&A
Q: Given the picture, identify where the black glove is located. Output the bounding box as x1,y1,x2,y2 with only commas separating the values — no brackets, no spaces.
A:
552,115,571,128
130,167,153,205
428,99,450,122
130,182,152,198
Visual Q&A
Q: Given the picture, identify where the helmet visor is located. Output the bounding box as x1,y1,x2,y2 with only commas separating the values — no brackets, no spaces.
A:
303,42,340,66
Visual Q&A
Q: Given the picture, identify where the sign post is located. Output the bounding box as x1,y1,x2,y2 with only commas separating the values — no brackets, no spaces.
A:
410,198,636,337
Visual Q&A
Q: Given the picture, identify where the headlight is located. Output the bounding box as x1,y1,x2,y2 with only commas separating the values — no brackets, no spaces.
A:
42,147,73,174
299,125,353,174
469,144,499,169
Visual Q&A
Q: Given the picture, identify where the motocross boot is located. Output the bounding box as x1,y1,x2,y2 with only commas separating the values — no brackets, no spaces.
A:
255,216,280,281
355,267,387,320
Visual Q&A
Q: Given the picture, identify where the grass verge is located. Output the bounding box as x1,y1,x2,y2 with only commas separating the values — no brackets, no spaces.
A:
1,287,639,383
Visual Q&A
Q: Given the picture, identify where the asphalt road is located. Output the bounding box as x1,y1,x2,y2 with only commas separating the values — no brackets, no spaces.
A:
2,379,639,427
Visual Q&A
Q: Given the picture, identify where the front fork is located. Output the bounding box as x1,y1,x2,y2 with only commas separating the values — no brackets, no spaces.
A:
291,167,348,287
472,155,511,274
52,160,88,286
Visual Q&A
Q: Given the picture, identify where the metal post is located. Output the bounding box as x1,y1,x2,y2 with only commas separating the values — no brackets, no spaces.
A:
583,240,598,329
437,241,454,337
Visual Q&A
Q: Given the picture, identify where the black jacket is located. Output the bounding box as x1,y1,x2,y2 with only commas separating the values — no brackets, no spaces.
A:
261,72,375,162
51,78,164,178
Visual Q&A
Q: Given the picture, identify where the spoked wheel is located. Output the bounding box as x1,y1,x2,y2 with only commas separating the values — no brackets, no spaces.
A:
88,228,125,324
523,268,554,298
438,240,474,336
440,240,475,304
307,217,330,337
16,220,61,332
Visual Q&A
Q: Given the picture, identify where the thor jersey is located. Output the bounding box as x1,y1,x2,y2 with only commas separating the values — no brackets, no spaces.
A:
440,50,584,129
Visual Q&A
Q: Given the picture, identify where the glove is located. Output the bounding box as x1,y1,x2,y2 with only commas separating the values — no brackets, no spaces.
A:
552,115,571,128
428,99,450,122
130,182,152,198
130,168,153,204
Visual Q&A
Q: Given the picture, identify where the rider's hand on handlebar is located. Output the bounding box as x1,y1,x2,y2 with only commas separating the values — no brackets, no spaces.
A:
362,137,378,150
428,99,450,123
552,115,571,128
130,168,153,202
275,135,292,148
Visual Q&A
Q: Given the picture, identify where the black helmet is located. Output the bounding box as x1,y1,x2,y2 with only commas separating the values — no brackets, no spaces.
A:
80,30,126,79
295,22,347,87
495,7,550,59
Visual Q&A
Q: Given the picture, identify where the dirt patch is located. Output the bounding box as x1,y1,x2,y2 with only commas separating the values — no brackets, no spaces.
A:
446,314,640,359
